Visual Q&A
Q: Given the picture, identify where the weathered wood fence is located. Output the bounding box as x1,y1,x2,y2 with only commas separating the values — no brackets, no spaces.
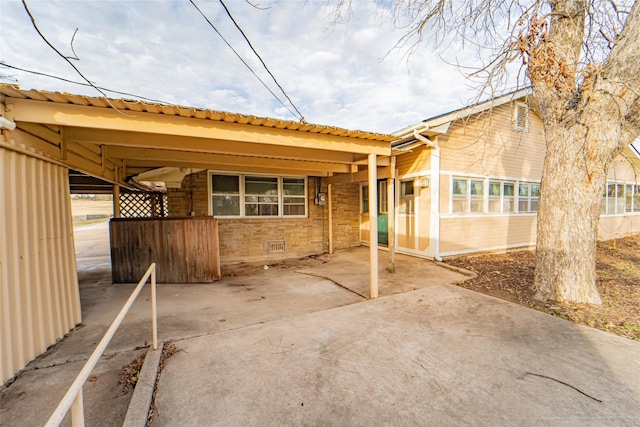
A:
110,217,221,283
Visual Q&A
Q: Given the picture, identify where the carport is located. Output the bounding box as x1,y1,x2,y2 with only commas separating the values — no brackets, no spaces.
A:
0,85,395,383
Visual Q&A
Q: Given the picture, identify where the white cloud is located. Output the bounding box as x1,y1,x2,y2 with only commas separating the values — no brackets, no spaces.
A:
0,0,521,133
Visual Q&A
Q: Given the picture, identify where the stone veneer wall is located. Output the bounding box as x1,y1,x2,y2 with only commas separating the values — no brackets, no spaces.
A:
166,171,361,265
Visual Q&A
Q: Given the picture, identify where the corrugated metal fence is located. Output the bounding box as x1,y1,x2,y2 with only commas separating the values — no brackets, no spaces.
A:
1,146,81,384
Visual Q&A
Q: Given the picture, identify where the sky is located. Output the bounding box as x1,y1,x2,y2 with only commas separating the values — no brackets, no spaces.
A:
0,0,523,134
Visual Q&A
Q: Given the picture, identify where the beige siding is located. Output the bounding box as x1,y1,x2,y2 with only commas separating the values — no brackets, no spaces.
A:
598,215,640,240
396,145,431,177
440,215,537,255
439,103,545,180
1,147,81,384
608,155,640,182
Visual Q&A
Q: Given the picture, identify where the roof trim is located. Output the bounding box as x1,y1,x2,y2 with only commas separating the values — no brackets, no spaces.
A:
393,87,533,138
0,85,395,142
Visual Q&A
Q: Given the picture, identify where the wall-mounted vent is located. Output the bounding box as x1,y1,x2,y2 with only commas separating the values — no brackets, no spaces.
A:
514,102,529,132
267,240,286,254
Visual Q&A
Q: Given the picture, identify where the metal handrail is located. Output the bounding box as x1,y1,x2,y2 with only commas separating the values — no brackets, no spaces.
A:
45,263,158,427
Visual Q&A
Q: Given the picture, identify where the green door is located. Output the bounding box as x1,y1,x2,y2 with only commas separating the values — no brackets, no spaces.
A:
377,179,388,245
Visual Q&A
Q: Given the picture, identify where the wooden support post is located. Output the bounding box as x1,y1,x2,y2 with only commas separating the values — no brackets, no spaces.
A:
368,154,378,299
113,183,121,218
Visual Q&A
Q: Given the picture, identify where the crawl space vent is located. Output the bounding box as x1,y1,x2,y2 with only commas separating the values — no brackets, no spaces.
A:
267,240,286,254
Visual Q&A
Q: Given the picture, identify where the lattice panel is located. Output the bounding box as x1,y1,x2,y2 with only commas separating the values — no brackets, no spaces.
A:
119,192,168,218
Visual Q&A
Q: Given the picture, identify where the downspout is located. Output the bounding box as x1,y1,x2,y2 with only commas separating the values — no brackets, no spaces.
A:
413,130,443,262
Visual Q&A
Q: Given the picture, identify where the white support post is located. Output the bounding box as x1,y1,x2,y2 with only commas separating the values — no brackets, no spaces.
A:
388,156,396,273
151,265,158,350
368,154,378,299
328,184,333,254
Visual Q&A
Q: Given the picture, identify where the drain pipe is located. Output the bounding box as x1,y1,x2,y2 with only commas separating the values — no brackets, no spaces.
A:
0,117,17,131
413,130,443,262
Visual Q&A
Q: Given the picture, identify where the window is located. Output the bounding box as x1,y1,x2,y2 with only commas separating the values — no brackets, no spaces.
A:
452,177,538,215
362,185,369,214
452,179,468,213
399,180,414,214
210,173,307,218
503,182,516,212
470,180,484,212
211,174,240,216
452,178,484,213
489,181,515,213
625,184,634,213
518,182,540,213
602,181,639,215
379,181,388,214
514,102,529,131
245,176,278,216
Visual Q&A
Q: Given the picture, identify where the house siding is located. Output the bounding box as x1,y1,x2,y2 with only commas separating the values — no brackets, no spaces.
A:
439,103,545,179
439,215,537,255
167,172,360,265
395,99,639,257
599,215,640,240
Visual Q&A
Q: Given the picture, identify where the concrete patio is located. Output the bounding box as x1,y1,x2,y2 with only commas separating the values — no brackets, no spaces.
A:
1,221,639,426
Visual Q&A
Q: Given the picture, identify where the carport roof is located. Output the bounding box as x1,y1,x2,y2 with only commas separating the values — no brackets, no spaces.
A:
0,86,394,142
1,85,395,186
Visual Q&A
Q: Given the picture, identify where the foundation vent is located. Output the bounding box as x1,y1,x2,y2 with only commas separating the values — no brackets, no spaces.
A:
267,240,286,254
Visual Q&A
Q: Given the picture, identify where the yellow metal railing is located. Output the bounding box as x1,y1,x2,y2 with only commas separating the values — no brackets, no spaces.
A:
45,263,158,427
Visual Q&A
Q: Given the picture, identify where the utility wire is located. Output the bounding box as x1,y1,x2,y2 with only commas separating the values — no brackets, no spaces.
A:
0,63,172,104
189,0,303,121
21,0,129,115
218,0,304,121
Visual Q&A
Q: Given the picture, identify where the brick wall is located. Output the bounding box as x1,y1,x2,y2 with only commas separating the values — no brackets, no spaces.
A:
330,182,361,250
166,171,362,265
167,171,209,216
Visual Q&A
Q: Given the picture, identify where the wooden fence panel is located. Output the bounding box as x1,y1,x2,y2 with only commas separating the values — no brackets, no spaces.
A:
110,217,220,283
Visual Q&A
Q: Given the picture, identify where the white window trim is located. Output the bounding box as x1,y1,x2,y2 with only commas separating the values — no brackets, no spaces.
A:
208,171,308,219
602,180,640,215
450,175,540,216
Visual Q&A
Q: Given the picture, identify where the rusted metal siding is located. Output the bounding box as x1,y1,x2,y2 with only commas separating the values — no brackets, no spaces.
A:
110,217,221,283
1,147,81,384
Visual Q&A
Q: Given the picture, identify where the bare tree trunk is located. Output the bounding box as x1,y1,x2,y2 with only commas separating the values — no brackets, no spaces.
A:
530,1,640,304
533,126,605,304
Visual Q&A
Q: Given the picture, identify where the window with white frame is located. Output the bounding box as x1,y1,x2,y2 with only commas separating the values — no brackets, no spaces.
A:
514,102,529,131
379,181,388,214
210,173,307,218
452,178,484,213
452,177,538,214
601,181,639,215
361,185,369,214
625,184,640,213
211,174,240,216
518,182,540,212
282,178,306,216
489,181,516,213
399,180,415,214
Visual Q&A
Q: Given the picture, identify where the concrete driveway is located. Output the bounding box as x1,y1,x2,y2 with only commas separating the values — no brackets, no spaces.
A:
154,284,640,426
2,221,639,426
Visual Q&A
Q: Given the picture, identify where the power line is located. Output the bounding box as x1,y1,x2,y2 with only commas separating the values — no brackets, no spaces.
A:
218,0,304,121
189,0,303,121
21,0,127,114
0,63,172,104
